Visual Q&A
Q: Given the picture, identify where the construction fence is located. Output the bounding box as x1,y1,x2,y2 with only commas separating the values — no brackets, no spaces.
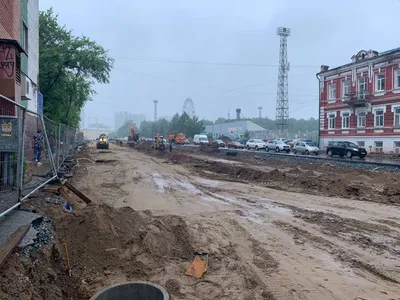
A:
0,93,77,216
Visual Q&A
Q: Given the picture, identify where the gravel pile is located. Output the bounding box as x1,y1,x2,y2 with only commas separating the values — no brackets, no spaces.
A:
45,195,66,205
20,217,55,256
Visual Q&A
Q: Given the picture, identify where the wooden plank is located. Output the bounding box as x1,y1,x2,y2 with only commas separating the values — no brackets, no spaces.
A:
58,187,77,210
0,224,30,268
43,185,62,193
64,181,92,204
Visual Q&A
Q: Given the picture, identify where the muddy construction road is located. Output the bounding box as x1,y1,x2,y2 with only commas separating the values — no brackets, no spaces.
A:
65,143,399,300
2,143,400,300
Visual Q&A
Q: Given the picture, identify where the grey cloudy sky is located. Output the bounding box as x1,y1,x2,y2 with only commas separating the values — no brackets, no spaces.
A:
39,0,400,128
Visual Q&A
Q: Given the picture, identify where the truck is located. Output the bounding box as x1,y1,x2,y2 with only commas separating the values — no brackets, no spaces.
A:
168,133,186,144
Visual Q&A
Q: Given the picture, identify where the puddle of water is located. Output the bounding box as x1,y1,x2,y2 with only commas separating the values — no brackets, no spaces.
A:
176,180,202,195
152,173,166,192
266,205,293,216
196,178,221,187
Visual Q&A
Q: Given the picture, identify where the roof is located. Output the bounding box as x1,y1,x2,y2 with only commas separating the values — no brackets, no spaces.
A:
317,47,400,76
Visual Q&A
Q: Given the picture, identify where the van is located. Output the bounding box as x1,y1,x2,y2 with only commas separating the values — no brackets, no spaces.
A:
193,134,209,145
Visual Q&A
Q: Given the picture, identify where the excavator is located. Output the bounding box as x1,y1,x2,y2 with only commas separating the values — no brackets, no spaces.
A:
127,125,139,147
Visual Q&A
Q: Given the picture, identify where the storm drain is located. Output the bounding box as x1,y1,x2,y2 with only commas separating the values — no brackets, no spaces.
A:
90,282,169,300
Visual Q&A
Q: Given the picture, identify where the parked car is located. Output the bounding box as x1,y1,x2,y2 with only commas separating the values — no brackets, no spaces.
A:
246,139,266,150
293,141,320,155
212,139,226,147
227,141,245,149
266,140,290,153
193,134,209,145
326,141,367,158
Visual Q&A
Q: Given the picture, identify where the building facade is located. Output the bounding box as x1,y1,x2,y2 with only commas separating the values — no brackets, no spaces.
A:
114,111,146,130
0,0,39,115
205,120,268,139
317,48,400,153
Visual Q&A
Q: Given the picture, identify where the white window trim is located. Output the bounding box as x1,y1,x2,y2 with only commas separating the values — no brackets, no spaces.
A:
355,109,367,128
358,76,367,92
342,80,350,98
392,104,400,127
328,84,336,101
394,69,400,91
375,73,385,92
340,110,351,129
341,114,350,129
327,111,337,130
373,106,385,128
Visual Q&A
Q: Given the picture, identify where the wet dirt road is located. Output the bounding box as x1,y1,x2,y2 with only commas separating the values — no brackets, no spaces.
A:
77,145,400,300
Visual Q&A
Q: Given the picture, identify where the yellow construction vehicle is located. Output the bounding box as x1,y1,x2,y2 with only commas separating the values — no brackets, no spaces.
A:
153,135,165,150
96,133,109,149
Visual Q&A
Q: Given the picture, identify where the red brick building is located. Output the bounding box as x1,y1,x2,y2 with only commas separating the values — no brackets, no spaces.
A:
317,48,400,153
0,0,23,116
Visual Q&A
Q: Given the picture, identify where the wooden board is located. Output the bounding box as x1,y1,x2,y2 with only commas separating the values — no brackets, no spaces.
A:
58,187,77,209
0,224,30,268
43,185,62,193
64,181,92,204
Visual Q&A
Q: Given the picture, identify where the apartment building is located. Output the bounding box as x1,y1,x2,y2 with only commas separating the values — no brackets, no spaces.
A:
317,48,400,153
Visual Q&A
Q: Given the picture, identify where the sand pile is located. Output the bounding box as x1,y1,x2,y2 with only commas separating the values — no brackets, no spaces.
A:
57,204,194,275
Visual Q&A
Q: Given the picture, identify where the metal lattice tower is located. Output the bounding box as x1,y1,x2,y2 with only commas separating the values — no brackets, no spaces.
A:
258,107,263,118
153,100,158,121
275,27,290,132
182,98,195,117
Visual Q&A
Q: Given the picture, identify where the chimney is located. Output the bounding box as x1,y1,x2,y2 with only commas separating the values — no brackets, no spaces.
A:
236,108,241,120
320,65,329,72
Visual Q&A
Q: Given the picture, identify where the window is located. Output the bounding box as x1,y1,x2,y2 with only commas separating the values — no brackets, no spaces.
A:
358,77,366,93
342,112,350,129
328,113,336,129
342,80,350,97
375,141,383,153
328,84,336,100
376,74,385,91
395,108,400,127
357,111,366,128
21,23,28,51
357,141,365,147
374,109,384,127
394,142,400,154
395,70,400,89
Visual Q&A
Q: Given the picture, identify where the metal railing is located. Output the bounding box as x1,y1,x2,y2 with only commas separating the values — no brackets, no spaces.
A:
0,93,77,217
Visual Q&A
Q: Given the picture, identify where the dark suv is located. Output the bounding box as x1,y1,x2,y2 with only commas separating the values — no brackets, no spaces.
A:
326,141,367,158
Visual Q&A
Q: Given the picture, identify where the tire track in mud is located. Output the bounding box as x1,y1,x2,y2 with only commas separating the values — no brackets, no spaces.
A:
274,221,400,285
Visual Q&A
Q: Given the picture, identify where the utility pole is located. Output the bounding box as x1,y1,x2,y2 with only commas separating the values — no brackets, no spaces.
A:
258,107,263,118
153,100,158,121
275,27,290,133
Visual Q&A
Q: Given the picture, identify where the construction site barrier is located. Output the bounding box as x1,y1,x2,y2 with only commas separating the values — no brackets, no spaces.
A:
0,93,77,217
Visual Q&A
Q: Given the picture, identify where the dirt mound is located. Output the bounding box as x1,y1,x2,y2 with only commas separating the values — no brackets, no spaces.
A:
57,204,193,275
0,244,89,300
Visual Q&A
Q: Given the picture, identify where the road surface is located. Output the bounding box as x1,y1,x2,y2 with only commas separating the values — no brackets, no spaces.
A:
74,144,400,300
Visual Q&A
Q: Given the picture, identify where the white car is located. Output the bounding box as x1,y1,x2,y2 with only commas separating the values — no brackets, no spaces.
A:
266,140,290,153
246,139,266,150
293,141,320,155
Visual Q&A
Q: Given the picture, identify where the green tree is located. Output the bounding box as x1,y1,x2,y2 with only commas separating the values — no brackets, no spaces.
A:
243,130,250,139
39,9,114,127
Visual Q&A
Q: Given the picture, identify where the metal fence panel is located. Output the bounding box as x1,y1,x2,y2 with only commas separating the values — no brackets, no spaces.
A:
0,93,78,216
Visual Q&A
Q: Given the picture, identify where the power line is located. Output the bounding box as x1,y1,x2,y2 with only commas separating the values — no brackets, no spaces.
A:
114,67,318,98
114,56,319,68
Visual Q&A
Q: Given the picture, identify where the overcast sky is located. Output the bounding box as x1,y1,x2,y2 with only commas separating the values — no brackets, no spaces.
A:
39,0,400,128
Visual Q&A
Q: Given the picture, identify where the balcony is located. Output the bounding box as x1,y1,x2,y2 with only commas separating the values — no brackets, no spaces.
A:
342,91,371,107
